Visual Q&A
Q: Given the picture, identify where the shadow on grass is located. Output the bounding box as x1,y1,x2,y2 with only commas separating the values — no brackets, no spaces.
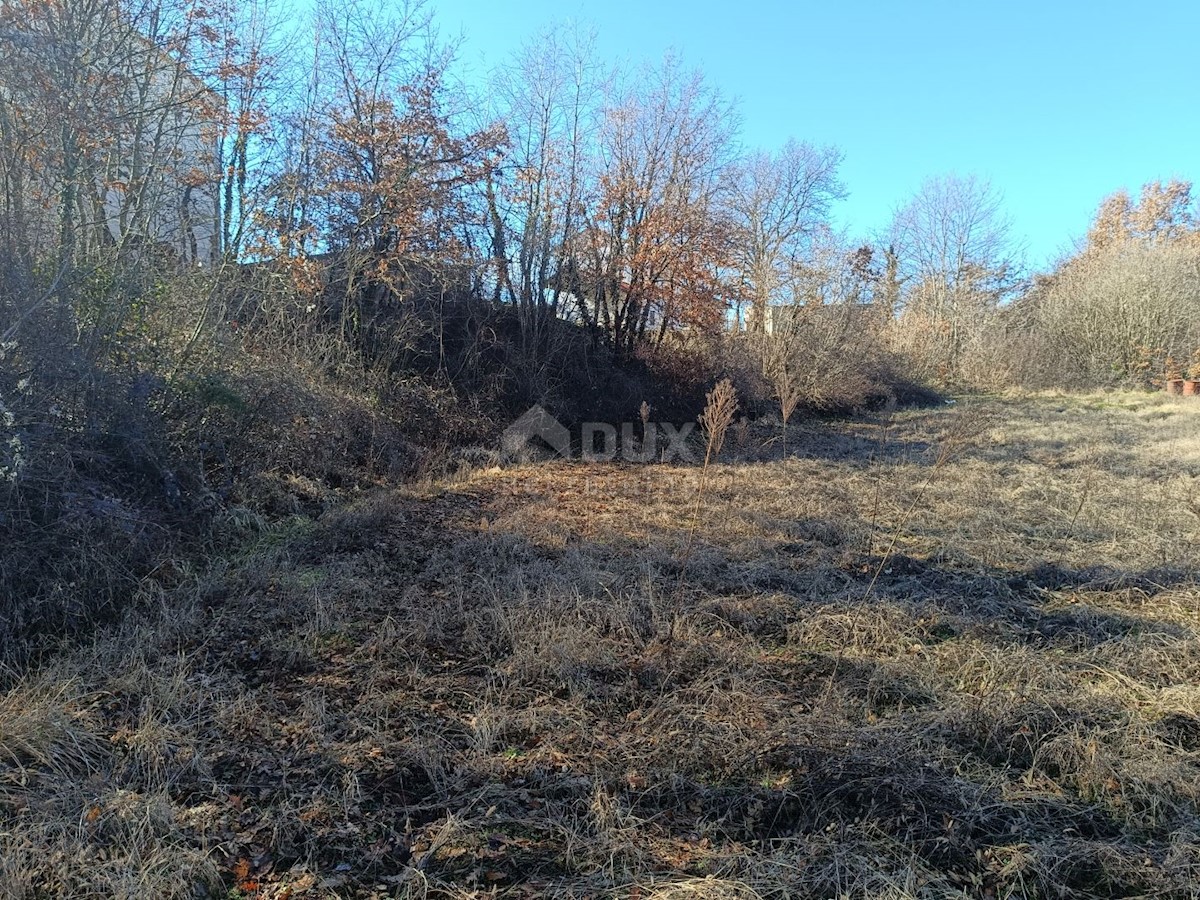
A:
10,441,1199,899
235,483,1197,897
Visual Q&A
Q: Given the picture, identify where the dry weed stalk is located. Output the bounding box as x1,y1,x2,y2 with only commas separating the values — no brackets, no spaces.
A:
866,414,894,558
772,362,803,454
698,379,739,460
640,400,652,455
665,379,738,654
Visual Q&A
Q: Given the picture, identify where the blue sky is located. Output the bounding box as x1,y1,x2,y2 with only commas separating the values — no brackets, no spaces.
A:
432,0,1199,271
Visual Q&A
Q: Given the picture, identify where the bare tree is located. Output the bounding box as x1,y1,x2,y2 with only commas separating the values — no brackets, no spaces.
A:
485,24,600,366
727,140,844,332
575,55,736,356
889,173,1023,378
891,173,1020,296
196,0,289,262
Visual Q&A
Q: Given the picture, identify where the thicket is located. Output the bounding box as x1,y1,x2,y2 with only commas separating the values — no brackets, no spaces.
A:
1006,182,1200,388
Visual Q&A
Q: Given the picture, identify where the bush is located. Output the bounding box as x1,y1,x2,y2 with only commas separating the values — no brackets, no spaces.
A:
1008,242,1200,389
0,260,498,659
755,303,904,415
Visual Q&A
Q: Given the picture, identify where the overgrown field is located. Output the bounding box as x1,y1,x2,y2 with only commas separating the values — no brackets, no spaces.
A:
3,392,1200,899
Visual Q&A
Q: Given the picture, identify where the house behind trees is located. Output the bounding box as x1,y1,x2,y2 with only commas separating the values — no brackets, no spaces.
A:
0,2,220,271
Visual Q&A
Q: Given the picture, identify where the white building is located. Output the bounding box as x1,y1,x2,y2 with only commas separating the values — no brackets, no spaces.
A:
98,58,221,265
0,14,221,267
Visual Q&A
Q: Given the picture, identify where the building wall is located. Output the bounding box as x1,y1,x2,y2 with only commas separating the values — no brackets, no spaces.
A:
0,23,220,267
95,46,221,266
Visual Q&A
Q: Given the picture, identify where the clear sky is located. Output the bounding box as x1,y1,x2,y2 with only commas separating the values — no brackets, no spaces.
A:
431,0,1199,271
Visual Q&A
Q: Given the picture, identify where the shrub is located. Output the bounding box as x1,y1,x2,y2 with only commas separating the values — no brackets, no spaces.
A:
754,302,901,414
1008,240,1200,388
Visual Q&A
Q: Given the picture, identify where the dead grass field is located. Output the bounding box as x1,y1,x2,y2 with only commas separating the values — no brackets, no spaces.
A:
3,391,1200,899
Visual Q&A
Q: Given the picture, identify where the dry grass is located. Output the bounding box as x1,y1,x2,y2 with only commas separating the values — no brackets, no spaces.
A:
3,391,1200,898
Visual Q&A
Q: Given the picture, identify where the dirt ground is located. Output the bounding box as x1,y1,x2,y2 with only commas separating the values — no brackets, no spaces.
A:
3,391,1200,899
